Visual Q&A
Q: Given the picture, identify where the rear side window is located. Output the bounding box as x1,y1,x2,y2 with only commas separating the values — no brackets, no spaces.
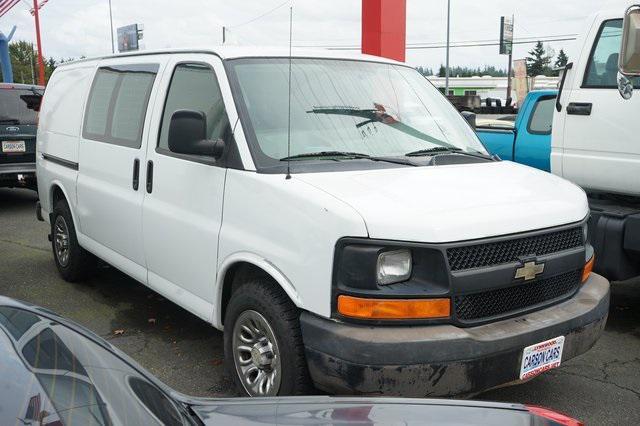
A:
527,96,555,135
158,63,231,153
83,64,159,148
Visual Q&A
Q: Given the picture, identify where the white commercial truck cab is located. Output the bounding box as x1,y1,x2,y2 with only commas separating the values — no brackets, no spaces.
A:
553,6,640,281
35,47,609,398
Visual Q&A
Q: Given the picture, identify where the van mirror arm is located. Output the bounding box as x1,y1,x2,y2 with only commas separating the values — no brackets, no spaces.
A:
556,62,573,112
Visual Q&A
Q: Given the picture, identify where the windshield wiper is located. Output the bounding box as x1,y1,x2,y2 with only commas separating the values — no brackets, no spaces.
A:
405,146,459,156
0,118,20,125
280,151,371,161
307,105,456,150
405,146,497,161
280,150,416,166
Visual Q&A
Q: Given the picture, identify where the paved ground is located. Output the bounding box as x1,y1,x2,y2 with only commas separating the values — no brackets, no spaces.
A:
1,187,639,424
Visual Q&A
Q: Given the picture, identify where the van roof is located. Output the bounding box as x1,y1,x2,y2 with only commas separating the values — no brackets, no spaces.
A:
58,46,405,67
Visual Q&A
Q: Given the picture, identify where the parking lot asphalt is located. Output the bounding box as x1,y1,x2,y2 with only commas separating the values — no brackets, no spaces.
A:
1,187,639,424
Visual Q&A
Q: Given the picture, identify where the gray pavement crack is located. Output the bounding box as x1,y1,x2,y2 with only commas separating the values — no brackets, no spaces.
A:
0,238,49,253
552,367,640,399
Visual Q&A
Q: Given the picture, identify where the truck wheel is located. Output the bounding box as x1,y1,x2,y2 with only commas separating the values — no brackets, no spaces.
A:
51,199,96,282
224,279,312,396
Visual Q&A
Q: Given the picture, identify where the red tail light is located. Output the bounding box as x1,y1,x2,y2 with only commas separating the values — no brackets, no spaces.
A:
526,405,583,426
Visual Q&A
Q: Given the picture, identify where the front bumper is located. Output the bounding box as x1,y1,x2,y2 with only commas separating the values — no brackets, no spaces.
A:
301,273,609,397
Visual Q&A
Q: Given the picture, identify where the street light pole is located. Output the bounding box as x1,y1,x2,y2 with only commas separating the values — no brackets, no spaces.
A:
445,0,450,96
108,0,115,53
32,0,45,86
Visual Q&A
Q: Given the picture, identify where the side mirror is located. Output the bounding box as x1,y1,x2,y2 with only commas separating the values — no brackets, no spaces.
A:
619,5,640,99
461,111,476,130
620,5,640,76
168,110,224,159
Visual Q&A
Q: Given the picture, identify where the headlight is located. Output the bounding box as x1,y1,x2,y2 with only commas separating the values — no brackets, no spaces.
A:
376,249,412,285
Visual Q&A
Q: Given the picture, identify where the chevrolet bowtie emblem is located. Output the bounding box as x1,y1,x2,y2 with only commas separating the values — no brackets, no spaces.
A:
515,261,545,281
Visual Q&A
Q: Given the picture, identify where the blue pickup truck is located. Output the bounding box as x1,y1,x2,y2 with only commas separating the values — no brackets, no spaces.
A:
476,90,557,171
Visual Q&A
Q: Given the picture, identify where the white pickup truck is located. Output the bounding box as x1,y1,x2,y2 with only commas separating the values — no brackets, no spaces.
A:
553,6,640,281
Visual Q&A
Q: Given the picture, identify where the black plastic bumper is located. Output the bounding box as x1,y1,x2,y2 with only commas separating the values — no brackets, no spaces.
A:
589,199,640,281
0,163,37,189
300,273,609,397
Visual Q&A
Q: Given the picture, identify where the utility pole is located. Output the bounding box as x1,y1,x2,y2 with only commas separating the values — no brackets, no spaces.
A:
32,0,45,85
30,43,35,84
506,15,514,104
445,0,451,96
222,26,226,44
108,0,115,53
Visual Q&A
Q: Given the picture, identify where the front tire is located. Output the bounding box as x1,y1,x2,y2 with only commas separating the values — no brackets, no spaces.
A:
51,199,96,282
224,279,312,396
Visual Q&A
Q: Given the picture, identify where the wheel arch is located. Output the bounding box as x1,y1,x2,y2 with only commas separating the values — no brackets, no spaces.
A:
215,253,303,329
49,181,81,234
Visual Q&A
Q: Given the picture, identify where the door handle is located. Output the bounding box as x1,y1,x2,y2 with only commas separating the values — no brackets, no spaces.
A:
132,158,140,190
146,160,154,193
566,102,592,116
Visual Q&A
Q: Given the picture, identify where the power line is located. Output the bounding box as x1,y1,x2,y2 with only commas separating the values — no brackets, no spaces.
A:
296,34,577,49
329,38,576,51
229,0,290,29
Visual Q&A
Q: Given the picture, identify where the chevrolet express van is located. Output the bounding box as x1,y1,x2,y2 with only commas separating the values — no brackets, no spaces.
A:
36,47,609,397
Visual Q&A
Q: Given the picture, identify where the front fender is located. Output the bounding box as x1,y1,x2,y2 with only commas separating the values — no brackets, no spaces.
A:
214,252,303,329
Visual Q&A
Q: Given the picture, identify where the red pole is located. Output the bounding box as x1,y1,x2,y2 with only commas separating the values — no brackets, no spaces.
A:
32,0,46,86
362,0,406,62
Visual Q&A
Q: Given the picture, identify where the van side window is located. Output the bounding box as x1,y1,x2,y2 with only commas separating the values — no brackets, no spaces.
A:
158,63,231,154
83,64,159,148
583,19,640,88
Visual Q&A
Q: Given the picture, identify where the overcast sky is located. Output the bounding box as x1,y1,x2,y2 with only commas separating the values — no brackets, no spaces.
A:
1,0,634,70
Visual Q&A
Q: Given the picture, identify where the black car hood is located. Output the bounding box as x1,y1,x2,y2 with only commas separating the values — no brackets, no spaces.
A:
0,296,548,426
189,396,534,425
0,298,194,426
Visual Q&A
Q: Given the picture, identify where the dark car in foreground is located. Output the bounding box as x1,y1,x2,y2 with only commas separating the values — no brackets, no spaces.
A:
0,296,582,425
0,83,42,190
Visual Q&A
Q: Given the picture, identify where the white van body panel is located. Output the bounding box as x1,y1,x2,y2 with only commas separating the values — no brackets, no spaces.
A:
37,64,95,164
296,161,588,243
141,54,230,324
552,10,640,196
36,64,95,219
76,55,169,277
216,169,368,325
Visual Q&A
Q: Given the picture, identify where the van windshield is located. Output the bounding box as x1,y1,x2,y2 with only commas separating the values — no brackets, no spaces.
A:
0,89,38,125
227,58,486,171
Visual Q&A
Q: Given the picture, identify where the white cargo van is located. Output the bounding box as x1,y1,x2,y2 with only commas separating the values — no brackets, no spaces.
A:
36,47,609,397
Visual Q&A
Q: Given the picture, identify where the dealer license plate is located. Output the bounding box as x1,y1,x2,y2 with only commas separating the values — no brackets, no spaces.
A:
519,336,565,380
2,141,25,153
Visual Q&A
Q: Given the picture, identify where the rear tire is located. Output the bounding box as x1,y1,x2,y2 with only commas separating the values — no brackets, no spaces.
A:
224,279,313,396
51,199,96,282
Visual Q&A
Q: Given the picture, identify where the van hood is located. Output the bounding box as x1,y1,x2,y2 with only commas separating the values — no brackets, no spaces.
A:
294,161,588,243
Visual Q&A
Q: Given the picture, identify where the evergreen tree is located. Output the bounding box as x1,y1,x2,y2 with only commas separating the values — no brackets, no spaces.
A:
526,41,552,76
554,49,569,69
438,64,446,77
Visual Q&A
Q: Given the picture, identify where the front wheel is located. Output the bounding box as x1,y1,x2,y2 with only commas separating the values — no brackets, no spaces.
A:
223,280,312,396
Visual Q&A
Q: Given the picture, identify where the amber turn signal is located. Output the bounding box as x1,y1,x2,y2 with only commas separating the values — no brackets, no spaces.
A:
582,255,594,283
337,295,451,320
